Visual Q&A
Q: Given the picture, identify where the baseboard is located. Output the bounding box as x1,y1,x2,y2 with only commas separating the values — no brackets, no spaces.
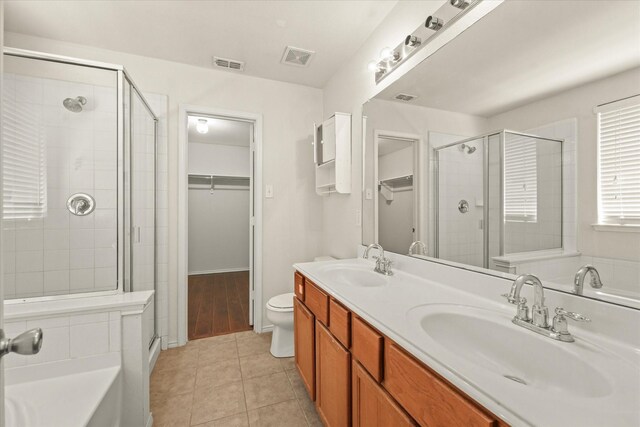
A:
146,413,153,427
167,340,180,348
188,267,250,275
149,337,161,373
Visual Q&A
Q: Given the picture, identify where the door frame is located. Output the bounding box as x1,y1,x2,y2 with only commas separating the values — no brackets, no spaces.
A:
373,130,424,246
178,105,263,346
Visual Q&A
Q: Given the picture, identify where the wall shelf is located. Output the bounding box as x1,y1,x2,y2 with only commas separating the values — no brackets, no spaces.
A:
313,112,351,196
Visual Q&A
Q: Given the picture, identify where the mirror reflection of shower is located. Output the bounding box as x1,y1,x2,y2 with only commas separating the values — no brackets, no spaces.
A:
62,95,87,113
460,143,476,154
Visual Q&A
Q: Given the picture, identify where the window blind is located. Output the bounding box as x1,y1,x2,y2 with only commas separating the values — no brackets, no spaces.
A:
2,94,47,220
504,135,537,222
597,98,640,224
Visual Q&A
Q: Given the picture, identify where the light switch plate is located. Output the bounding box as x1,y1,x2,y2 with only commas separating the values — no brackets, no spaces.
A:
365,188,373,200
265,184,274,198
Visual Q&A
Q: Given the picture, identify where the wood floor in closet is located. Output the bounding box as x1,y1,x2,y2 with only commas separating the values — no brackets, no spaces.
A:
188,271,252,340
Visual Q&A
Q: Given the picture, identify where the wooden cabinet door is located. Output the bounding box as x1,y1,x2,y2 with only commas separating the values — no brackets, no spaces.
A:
353,360,415,427
294,297,315,400
316,321,351,427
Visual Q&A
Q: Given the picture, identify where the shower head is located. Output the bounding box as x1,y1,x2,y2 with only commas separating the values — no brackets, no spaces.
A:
460,143,476,154
63,96,87,113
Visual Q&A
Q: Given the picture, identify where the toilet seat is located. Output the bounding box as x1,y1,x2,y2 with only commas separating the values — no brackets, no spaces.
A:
267,293,295,312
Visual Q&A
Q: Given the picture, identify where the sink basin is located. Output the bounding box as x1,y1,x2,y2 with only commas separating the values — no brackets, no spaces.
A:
315,264,387,288
406,304,613,398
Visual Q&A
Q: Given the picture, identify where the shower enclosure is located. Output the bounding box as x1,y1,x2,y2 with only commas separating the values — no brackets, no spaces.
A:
434,130,563,269
2,48,159,347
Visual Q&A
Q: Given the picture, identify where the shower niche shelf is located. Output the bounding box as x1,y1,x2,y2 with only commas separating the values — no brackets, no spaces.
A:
313,112,351,195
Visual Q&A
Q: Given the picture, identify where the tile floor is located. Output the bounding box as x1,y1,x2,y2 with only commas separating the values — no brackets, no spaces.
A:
151,330,322,426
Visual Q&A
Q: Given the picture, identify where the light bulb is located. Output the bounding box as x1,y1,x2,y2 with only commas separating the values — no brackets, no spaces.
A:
379,47,394,62
367,60,380,73
196,119,208,134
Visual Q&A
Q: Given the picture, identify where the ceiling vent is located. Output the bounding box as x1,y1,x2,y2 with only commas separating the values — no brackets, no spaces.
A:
281,46,315,67
395,93,418,102
212,56,245,71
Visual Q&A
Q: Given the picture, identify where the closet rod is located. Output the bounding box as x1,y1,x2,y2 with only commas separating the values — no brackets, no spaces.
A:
188,173,250,180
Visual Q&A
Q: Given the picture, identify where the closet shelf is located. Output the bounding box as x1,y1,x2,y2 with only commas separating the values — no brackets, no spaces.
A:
379,174,413,190
188,174,250,191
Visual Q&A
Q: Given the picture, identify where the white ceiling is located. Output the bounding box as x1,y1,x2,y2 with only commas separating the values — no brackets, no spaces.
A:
377,0,640,117
4,0,398,88
378,137,412,157
188,116,251,146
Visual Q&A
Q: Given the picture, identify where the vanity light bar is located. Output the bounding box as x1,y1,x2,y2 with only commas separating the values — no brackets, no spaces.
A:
372,0,480,84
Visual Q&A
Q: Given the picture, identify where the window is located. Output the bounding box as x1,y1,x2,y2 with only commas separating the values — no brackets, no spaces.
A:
504,135,537,222
2,93,47,220
596,97,640,225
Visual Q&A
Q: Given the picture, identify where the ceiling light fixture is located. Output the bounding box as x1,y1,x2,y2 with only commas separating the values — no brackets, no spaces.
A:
367,60,382,73
404,35,422,47
379,47,394,62
196,119,208,134
450,0,470,10
425,16,444,30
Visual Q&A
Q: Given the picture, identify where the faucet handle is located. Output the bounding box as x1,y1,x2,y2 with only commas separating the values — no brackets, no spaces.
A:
554,307,591,323
501,293,526,305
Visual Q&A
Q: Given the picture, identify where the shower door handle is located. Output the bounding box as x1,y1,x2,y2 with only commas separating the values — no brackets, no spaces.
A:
0,328,43,358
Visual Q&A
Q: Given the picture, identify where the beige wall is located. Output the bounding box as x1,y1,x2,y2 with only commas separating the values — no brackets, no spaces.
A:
321,1,446,259
488,68,640,262
4,31,324,344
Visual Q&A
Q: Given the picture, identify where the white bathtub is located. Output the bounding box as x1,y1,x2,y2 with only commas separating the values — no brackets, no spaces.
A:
5,353,122,427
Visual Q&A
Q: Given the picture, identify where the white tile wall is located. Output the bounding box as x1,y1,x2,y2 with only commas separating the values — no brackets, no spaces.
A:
3,72,119,299
3,310,121,370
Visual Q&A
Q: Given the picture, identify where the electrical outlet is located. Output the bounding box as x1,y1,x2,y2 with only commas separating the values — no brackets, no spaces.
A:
356,209,362,227
265,184,274,198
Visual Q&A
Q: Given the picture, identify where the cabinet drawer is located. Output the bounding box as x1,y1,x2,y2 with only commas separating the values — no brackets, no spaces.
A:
352,316,383,382
294,271,305,302
329,299,351,348
305,280,329,325
384,341,497,427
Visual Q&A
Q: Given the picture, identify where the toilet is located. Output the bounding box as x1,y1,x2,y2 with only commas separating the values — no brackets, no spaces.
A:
266,292,296,357
267,256,336,358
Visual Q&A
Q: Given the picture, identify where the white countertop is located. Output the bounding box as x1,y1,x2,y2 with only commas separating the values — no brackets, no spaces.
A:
293,257,640,427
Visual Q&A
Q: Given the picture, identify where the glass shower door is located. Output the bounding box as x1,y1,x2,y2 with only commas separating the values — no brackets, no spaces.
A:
129,85,157,348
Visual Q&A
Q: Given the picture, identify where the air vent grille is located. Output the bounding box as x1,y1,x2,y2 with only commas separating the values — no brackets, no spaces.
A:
395,93,417,101
281,46,315,67
212,56,245,71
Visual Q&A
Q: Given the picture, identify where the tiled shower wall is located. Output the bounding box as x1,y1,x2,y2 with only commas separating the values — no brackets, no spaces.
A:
1,72,169,348
437,140,484,267
2,73,118,298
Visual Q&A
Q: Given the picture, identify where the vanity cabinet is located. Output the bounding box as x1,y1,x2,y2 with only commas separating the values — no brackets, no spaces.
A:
293,271,508,427
316,321,351,427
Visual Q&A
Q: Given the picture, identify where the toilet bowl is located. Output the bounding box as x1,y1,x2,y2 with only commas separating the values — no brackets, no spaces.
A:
266,292,295,357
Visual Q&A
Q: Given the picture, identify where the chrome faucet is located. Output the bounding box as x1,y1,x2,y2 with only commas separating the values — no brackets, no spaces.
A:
503,274,590,342
573,265,603,295
408,241,426,256
363,243,393,276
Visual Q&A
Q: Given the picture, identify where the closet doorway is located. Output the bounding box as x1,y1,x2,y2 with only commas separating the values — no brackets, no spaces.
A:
186,114,254,340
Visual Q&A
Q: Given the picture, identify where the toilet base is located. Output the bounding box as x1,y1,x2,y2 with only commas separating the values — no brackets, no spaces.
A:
270,325,294,358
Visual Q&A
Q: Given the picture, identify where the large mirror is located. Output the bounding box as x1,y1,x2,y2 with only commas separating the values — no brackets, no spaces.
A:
363,0,640,309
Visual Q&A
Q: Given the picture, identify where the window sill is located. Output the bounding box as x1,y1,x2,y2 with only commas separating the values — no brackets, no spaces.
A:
591,223,640,233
